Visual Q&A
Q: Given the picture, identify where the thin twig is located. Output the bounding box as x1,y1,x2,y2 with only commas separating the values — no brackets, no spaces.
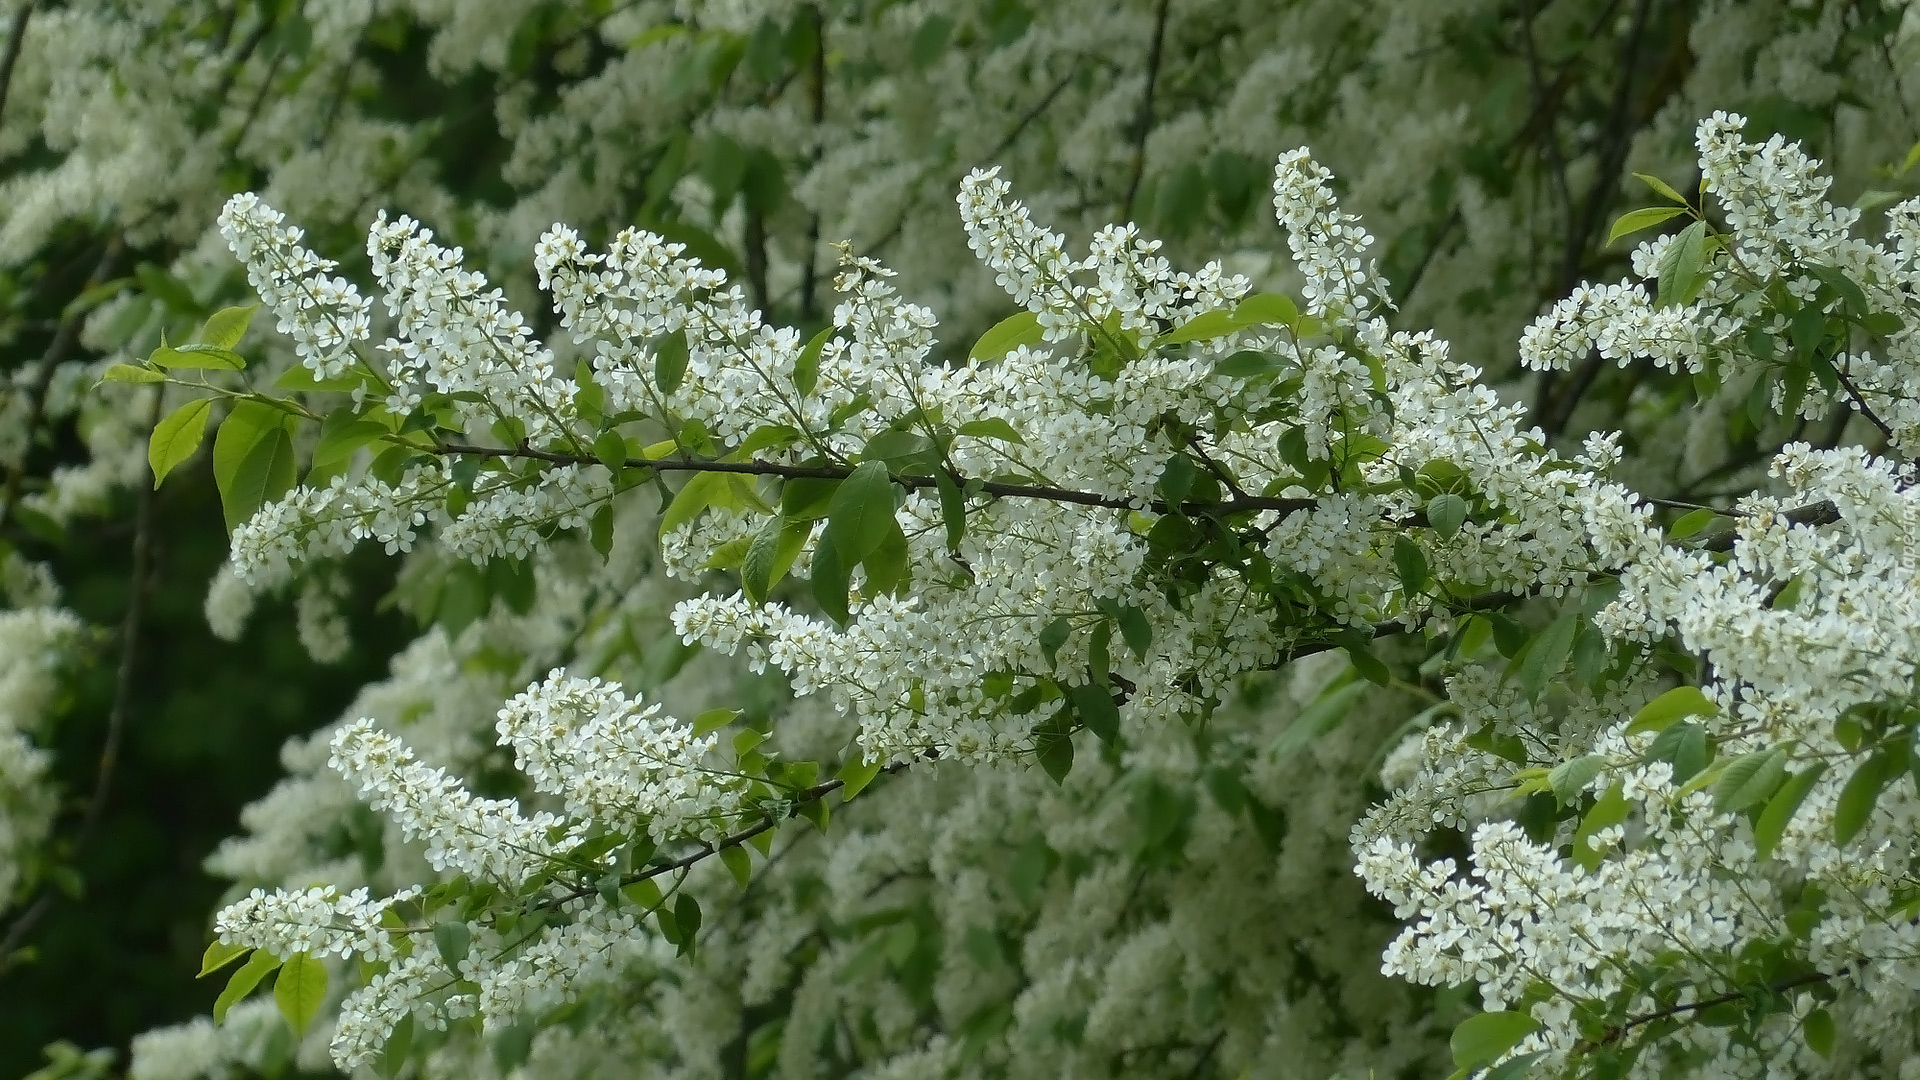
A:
0,385,164,971
1120,0,1173,221
0,237,124,531
0,0,34,132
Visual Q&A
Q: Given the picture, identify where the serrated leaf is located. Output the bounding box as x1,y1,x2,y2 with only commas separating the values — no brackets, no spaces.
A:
152,343,245,370
1231,292,1298,327
1626,686,1718,736
1393,535,1429,595
102,363,166,384
198,305,258,350
594,429,628,472
1517,613,1578,702
274,952,328,1036
1113,604,1151,660
1573,783,1630,871
1213,350,1285,378
1754,763,1826,861
1548,755,1605,806
1035,727,1074,784
742,514,800,602
719,845,752,889
837,753,883,800
659,470,728,537
1451,1010,1539,1071
956,417,1024,444
1426,493,1468,539
794,326,831,397
1608,205,1689,245
214,949,282,1023
590,503,615,558
654,329,689,394
199,940,250,978
825,460,896,566
1071,682,1120,743
692,708,740,738
1656,219,1710,308
935,471,966,552
969,310,1044,361
1713,746,1790,813
1633,172,1690,206
1803,1007,1835,1058
311,413,388,470
1668,507,1720,540
433,919,471,969
1835,753,1894,846
149,397,213,487
213,400,298,532
378,1013,415,1080
1157,309,1240,345
1039,617,1072,667
809,532,851,625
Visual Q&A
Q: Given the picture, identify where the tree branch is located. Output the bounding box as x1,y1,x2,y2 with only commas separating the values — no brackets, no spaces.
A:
1120,0,1173,221
0,0,33,133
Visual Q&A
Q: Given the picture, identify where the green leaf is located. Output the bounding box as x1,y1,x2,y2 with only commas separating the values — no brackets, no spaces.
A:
1713,746,1790,814
743,514,806,602
1668,507,1719,540
1803,1007,1835,1058
794,326,831,397
594,429,629,472
1834,754,1894,846
1608,205,1689,245
152,343,245,370
1157,309,1240,345
1213,350,1285,378
274,952,328,1036
199,940,250,978
1633,172,1691,206
1393,535,1429,595
1112,604,1152,660
149,397,213,487
1754,762,1826,861
1450,1010,1539,1072
1273,680,1366,757
719,845,753,889
969,310,1044,361
1548,755,1605,806
692,708,740,738
1038,617,1073,667
838,753,883,800
935,471,966,552
1573,783,1629,871
655,329,690,394
1231,292,1298,328
1035,726,1074,784
212,401,299,532
825,460,897,566
1071,682,1120,744
312,413,388,470
102,363,165,384
214,949,282,1023
198,305,258,350
1426,493,1468,540
1517,613,1578,702
589,503,615,558
1626,686,1718,736
956,417,1025,444
378,1013,416,1080
809,532,851,625
1655,219,1710,308
659,470,729,537
433,919,471,969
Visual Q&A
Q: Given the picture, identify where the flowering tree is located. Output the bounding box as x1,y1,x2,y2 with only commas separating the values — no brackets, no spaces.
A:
4,2,1920,1079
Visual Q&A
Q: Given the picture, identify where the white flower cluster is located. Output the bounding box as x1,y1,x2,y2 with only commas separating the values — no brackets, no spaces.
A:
1360,116,1920,1076
495,669,751,843
0,607,83,907
217,193,372,380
